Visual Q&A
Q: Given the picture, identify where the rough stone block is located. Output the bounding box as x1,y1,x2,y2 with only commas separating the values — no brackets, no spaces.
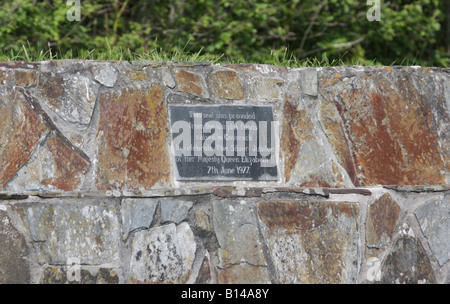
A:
0,88,50,190
366,193,400,250
36,69,100,125
17,201,121,265
92,63,118,87
12,69,37,87
6,132,91,192
212,200,271,284
174,69,209,98
208,70,244,100
160,199,193,224
249,77,283,102
0,209,29,283
281,83,350,187
414,193,449,266
95,84,170,190
257,201,360,283
319,67,449,186
129,222,196,283
121,198,158,240
381,236,436,284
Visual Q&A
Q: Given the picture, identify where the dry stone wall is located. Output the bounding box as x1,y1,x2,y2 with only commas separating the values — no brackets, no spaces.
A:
0,60,448,284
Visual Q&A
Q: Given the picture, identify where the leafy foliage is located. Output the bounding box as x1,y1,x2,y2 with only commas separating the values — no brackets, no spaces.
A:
0,0,448,66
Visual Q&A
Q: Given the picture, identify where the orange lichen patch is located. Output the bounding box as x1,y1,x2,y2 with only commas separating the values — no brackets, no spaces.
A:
386,66,392,73
12,70,37,87
174,69,207,97
40,133,90,191
321,71,446,186
351,84,444,185
96,84,170,190
124,70,149,82
281,97,302,182
0,88,49,189
258,201,329,231
208,70,244,100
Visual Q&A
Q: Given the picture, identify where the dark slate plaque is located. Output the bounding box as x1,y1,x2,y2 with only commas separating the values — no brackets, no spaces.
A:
169,105,278,181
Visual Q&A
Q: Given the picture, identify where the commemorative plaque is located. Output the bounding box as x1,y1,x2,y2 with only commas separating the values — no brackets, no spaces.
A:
169,105,278,181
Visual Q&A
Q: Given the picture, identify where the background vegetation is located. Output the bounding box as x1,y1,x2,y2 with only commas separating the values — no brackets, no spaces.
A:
0,0,448,66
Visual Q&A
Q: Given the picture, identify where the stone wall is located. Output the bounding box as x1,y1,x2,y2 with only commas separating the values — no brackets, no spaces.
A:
0,60,448,284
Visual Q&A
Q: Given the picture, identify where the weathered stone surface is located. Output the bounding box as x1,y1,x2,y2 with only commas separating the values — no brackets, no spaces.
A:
0,88,50,190
195,251,213,284
381,236,437,284
129,222,196,283
121,198,158,240
298,68,318,96
414,193,449,266
319,67,449,186
208,70,244,100
0,69,9,85
212,200,271,283
320,94,358,186
36,60,100,127
160,199,193,224
41,266,120,284
174,69,209,98
145,66,176,88
257,201,359,283
92,63,117,87
12,69,37,87
249,77,283,102
194,209,212,232
95,84,170,190
17,201,121,265
217,263,271,284
0,209,29,283
6,132,91,192
366,193,400,250
281,82,350,187
36,72,99,125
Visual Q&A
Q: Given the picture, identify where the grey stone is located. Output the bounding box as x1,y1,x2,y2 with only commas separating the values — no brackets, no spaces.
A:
159,66,176,88
414,193,449,266
160,199,193,224
212,200,267,267
0,209,29,283
212,199,271,283
93,64,117,87
121,198,158,240
299,68,318,96
248,77,283,102
129,222,196,283
381,236,437,284
257,201,360,283
36,70,100,125
18,201,121,265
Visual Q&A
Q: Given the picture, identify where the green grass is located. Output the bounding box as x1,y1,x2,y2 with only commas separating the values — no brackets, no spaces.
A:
0,43,382,67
